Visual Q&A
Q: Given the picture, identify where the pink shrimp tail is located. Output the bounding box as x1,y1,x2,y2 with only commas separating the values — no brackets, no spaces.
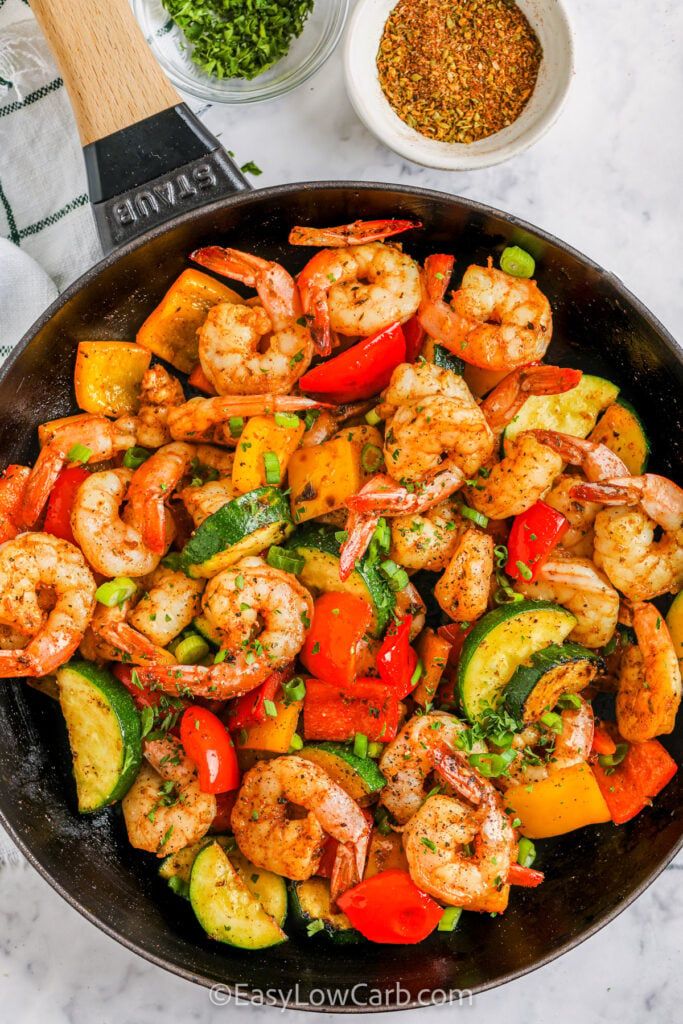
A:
190,246,267,285
20,449,63,528
339,509,380,581
423,253,455,302
98,620,174,665
431,746,485,805
569,479,639,506
346,474,412,515
289,219,422,248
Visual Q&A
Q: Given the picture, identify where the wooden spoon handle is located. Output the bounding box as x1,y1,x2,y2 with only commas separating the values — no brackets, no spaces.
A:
30,0,180,145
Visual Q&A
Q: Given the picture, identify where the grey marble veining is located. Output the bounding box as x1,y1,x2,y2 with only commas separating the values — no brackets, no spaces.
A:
1,0,682,1020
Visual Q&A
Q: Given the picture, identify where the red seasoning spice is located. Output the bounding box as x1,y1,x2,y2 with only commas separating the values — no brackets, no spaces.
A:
377,0,542,144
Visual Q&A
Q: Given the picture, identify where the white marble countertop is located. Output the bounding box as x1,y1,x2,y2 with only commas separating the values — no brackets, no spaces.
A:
1,0,683,1021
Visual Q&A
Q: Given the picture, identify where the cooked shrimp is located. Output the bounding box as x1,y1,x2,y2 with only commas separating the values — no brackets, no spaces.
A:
516,553,619,648
480,366,582,434
418,255,552,370
134,365,186,449
125,442,194,554
435,528,494,622
468,433,563,520
616,601,682,741
180,478,235,526
503,700,595,787
71,469,168,577
0,533,96,677
135,557,313,699
572,474,683,533
21,415,135,527
531,431,630,482
193,443,235,477
297,242,422,355
191,246,314,395
231,755,370,882
402,748,515,912
390,498,464,572
167,393,325,443
380,712,485,824
87,599,175,665
122,736,216,856
289,219,421,248
127,566,204,647
544,476,602,558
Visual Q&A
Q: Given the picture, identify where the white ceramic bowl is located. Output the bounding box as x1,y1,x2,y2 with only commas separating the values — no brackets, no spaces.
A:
344,0,574,170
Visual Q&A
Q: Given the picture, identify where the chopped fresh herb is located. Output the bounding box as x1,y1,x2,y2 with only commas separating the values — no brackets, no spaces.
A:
240,160,262,176
306,918,325,937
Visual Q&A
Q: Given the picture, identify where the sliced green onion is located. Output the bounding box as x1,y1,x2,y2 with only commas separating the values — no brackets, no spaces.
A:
267,545,304,574
468,749,517,778
494,574,524,605
263,451,281,485
306,919,325,937
282,676,306,704
334,530,349,544
515,560,533,581
368,741,384,759
174,634,209,665
361,443,383,474
500,245,536,279
557,692,582,710
493,544,509,568
274,412,301,429
380,558,409,592
437,907,462,932
517,837,537,868
540,711,563,734
288,732,304,752
365,407,382,426
122,446,151,469
488,730,514,749
214,648,227,664
95,576,137,607
410,660,424,687
67,443,92,464
304,408,320,431
459,504,489,529
229,416,244,438
263,699,278,718
353,732,368,759
374,805,393,835
367,517,390,565
598,742,629,771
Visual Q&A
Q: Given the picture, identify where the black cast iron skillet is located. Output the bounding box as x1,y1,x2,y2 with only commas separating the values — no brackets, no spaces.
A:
1,0,681,1011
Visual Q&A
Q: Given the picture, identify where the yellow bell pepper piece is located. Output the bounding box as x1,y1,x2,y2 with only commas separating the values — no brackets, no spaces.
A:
74,341,151,417
235,697,303,754
505,763,611,839
288,437,363,524
232,415,305,495
333,425,385,476
136,268,244,374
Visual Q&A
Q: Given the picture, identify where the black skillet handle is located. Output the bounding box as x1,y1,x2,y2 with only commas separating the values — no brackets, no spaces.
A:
30,0,249,253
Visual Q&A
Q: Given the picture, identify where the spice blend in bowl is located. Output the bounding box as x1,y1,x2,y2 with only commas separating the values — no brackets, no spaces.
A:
377,0,542,144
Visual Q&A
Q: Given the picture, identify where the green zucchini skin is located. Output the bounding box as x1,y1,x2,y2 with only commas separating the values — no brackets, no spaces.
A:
180,486,292,577
57,660,142,813
503,374,619,455
589,397,650,475
504,642,603,722
432,344,465,375
299,742,386,802
289,879,364,944
284,523,394,634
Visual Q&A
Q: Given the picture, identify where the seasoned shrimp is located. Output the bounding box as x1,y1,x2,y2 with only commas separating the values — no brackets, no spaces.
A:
289,219,421,248
231,755,370,882
127,566,204,647
390,498,464,572
418,255,553,370
531,431,630,482
297,242,422,355
516,553,619,648
191,246,314,395
86,599,175,665
572,474,683,532
123,736,216,856
0,533,96,677
21,414,135,527
503,700,595,787
468,433,563,520
402,748,515,912
380,712,485,824
435,528,494,622
135,557,313,699
616,601,682,741
125,442,194,554
168,393,325,443
544,476,602,558
71,469,169,577
134,365,186,449
180,478,235,526
480,366,582,434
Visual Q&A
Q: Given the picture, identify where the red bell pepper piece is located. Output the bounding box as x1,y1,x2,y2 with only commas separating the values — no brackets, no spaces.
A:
0,464,30,542
337,869,443,944
402,315,425,362
298,322,406,403
43,465,89,544
508,863,545,888
437,622,475,666
592,738,678,825
112,664,189,718
303,677,401,743
505,500,570,582
300,592,373,688
180,706,240,794
227,669,289,731
211,790,237,833
376,615,418,699
591,724,617,757
188,363,217,395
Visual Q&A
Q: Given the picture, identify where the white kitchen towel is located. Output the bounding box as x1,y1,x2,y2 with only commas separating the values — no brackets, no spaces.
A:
0,0,102,361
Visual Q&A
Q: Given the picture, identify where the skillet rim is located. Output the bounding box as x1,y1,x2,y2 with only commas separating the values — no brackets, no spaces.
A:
0,178,681,1010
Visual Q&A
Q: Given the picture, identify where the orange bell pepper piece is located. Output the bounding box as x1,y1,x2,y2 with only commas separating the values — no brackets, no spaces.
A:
505,763,611,839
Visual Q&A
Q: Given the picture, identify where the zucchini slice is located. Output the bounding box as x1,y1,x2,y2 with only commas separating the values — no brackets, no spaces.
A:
180,486,292,578
588,398,650,474
299,743,386,805
422,339,465,375
284,523,394,634
192,615,221,647
666,592,683,672
504,641,602,722
458,601,577,723
57,660,142,812
503,374,619,455
289,878,363,944
190,841,287,949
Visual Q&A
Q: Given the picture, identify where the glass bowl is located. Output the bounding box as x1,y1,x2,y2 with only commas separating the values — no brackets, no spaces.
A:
132,0,350,104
